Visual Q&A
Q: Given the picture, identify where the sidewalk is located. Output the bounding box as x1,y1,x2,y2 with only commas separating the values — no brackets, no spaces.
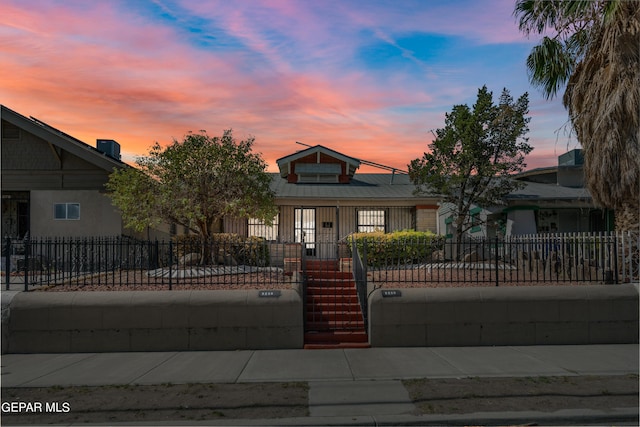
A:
2,344,638,425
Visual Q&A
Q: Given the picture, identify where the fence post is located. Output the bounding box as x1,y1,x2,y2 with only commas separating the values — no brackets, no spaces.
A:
603,231,614,284
613,232,619,284
168,240,173,291
4,236,10,290
495,237,499,287
23,234,29,292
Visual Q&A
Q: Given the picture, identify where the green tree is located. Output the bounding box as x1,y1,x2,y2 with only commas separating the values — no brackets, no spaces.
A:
107,129,277,244
409,86,532,253
514,0,639,232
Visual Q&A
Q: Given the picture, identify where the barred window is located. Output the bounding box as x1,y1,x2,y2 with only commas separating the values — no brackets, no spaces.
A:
248,214,279,240
357,209,385,233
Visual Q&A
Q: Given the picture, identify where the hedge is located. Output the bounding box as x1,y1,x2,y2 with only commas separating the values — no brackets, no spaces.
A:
348,230,445,268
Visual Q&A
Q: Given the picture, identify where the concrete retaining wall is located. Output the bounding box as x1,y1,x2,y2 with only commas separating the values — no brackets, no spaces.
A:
368,284,639,347
5,289,303,353
4,284,638,353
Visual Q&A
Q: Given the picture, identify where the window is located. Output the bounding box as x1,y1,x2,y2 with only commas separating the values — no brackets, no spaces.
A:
248,214,279,240
54,203,80,220
357,209,385,233
445,216,454,238
295,163,340,183
469,207,482,233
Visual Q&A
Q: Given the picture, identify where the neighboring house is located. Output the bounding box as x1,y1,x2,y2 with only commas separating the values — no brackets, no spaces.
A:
224,145,441,257
438,149,614,239
1,105,128,238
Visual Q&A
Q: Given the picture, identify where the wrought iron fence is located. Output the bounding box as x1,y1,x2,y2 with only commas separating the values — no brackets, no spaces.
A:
3,236,301,291
3,231,637,291
350,232,638,287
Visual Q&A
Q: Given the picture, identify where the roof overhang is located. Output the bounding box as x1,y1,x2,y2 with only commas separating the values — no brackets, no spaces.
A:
1,104,125,172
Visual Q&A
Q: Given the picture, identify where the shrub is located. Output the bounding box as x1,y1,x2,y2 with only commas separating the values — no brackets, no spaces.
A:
348,230,445,267
172,233,269,266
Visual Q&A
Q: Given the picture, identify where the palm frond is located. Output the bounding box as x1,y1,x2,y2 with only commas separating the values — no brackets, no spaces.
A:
526,37,574,99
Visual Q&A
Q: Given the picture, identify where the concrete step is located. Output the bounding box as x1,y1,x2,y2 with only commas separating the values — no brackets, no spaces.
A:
307,295,358,306
306,320,366,331
306,299,357,308
306,286,357,296
304,260,339,271
306,271,353,280
304,330,369,348
306,301,361,311
306,310,363,322
307,279,356,289
304,341,371,349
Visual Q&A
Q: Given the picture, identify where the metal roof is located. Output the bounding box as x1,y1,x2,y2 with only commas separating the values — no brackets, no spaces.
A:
270,172,438,200
506,181,592,201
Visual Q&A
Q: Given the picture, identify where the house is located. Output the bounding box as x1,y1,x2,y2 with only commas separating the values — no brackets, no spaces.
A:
438,149,614,238
224,145,441,257
2,106,440,245
1,105,128,238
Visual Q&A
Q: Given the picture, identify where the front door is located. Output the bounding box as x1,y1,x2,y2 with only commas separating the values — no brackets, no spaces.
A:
295,208,316,257
294,207,339,258
1,192,30,239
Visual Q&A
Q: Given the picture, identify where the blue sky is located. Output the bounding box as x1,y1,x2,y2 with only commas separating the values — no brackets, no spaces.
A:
0,0,578,171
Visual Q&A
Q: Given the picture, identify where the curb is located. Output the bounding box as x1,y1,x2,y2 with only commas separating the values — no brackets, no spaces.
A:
70,407,639,426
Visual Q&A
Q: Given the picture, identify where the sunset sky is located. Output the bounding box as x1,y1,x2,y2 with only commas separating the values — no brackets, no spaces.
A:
1,0,579,172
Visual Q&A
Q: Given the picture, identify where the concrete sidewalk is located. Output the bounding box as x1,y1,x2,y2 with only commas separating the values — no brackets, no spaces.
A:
2,345,638,425
3,345,638,387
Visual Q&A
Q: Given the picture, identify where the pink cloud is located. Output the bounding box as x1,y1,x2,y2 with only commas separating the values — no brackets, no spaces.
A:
0,0,564,178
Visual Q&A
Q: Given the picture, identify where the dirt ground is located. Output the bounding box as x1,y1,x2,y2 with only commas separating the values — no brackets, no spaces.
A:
2,375,637,425
403,374,639,415
1,382,309,425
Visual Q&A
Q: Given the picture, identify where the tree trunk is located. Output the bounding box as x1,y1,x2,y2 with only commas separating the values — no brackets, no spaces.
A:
454,218,466,262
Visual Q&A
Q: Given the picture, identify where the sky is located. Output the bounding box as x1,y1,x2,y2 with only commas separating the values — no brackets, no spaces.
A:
0,0,580,173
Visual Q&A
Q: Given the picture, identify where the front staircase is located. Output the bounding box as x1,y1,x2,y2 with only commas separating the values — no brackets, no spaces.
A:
303,259,369,349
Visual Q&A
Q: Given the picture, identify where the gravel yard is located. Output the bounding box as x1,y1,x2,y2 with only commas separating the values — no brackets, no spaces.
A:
21,261,606,292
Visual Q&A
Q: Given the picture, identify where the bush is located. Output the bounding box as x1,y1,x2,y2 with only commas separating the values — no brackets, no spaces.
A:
172,233,270,266
348,230,445,267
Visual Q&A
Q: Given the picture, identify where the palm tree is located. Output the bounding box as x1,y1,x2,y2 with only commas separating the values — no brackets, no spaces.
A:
515,0,639,233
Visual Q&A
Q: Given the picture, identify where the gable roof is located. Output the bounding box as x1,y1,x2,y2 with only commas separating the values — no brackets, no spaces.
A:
276,144,361,166
276,145,361,178
1,104,125,172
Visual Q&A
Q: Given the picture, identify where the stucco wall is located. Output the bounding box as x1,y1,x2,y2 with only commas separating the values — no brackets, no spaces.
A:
368,284,639,347
5,289,303,353
30,190,122,237
5,284,637,353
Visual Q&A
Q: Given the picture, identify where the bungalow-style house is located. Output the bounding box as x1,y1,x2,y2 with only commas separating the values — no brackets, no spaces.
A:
2,106,440,246
1,105,128,238
224,145,441,257
439,149,614,239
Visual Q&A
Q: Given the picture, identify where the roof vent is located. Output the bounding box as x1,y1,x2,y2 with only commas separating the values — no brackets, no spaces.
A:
96,139,121,160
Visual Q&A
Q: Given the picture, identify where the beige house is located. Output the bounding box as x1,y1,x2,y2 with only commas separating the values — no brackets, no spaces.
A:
1,105,127,238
